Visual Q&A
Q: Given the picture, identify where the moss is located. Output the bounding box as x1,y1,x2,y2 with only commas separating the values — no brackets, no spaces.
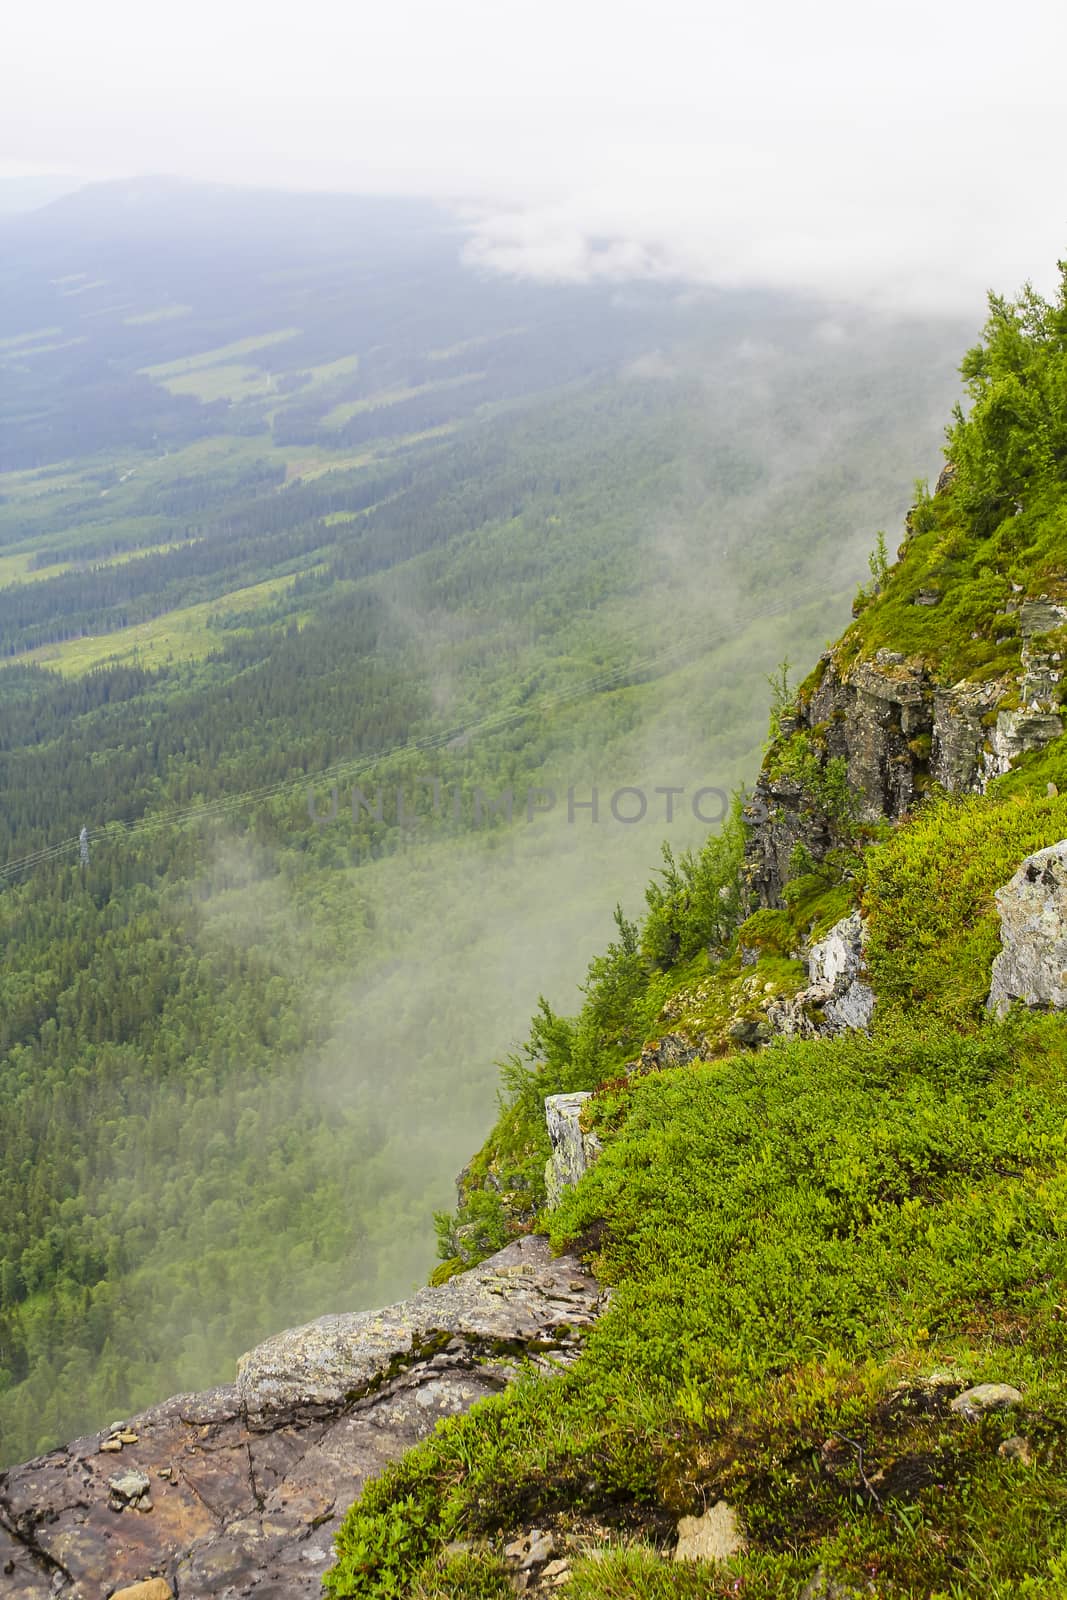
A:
737,909,793,957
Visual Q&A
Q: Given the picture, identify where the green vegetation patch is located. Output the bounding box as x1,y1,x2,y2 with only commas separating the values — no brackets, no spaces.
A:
329,1016,1067,1597
863,788,1067,1025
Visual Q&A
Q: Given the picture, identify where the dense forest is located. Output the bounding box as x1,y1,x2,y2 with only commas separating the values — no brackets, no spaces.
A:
0,180,968,1464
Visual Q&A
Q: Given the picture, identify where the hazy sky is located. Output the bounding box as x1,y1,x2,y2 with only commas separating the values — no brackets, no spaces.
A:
4,0,1066,312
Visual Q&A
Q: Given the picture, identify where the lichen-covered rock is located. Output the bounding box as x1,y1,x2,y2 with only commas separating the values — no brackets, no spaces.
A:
0,1240,603,1599
950,1383,1023,1419
988,842,1067,1017
985,602,1065,780
630,1032,702,1076
768,912,874,1038
932,679,1006,791
237,1235,601,1412
544,1093,602,1207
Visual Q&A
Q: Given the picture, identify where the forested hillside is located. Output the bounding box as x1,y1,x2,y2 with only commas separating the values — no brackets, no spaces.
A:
0,180,967,1464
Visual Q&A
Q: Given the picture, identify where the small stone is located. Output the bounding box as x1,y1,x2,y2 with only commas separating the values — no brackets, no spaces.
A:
950,1383,1023,1420
998,1435,1034,1464
109,1581,174,1600
542,1558,570,1580
99,1437,123,1452
504,1528,557,1569
674,1501,747,1563
117,1431,140,1444
134,1493,154,1513
107,1469,151,1503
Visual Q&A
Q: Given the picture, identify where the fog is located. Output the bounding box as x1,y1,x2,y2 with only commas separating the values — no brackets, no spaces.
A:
4,0,1066,312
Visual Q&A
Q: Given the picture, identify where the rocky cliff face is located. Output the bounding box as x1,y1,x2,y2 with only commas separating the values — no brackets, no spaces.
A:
744,598,1064,910
0,1239,603,1600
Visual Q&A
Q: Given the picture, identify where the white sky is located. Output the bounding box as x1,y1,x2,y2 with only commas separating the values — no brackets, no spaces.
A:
3,0,1066,313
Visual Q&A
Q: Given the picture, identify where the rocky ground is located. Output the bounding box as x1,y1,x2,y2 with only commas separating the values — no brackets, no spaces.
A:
0,1238,603,1599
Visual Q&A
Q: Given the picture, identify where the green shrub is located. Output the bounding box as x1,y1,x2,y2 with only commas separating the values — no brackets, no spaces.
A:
862,789,1067,1023
329,1016,1067,1597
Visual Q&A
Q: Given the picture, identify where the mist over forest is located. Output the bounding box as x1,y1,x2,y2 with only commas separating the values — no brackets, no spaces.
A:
0,178,970,1463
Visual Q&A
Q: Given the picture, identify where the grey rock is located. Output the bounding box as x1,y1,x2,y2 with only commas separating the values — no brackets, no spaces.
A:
987,708,1064,781
744,607,1060,908
237,1235,600,1412
630,1033,702,1076
0,1239,602,1600
799,1567,875,1600
505,1528,557,1569
768,913,874,1038
988,843,1067,1017
950,1382,1023,1419
544,1093,602,1207
673,1501,746,1563
932,679,1006,793
727,1017,772,1046
107,1469,151,1503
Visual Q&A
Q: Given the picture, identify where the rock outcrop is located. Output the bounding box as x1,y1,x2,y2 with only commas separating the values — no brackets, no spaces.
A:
985,601,1065,781
768,912,874,1038
745,601,1064,909
988,841,1067,1017
0,1238,603,1600
543,1093,603,1208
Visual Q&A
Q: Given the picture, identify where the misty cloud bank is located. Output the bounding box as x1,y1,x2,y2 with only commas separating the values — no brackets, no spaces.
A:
5,0,1066,314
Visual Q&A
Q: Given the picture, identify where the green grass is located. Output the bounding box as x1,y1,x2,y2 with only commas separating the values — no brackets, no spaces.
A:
122,304,192,325
863,786,1067,1025
1,335,89,361
161,362,279,402
140,327,300,380
0,326,61,350
16,572,304,673
321,373,484,429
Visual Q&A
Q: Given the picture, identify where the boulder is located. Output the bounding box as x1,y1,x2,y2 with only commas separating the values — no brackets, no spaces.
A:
988,843,1067,1017
236,1235,601,1413
0,1239,603,1599
950,1382,1023,1419
544,1092,602,1206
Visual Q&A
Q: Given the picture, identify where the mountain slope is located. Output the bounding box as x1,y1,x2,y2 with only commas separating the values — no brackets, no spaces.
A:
323,267,1067,1597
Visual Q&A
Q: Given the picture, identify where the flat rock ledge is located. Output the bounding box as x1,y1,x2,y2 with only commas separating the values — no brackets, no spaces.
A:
0,1237,603,1600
